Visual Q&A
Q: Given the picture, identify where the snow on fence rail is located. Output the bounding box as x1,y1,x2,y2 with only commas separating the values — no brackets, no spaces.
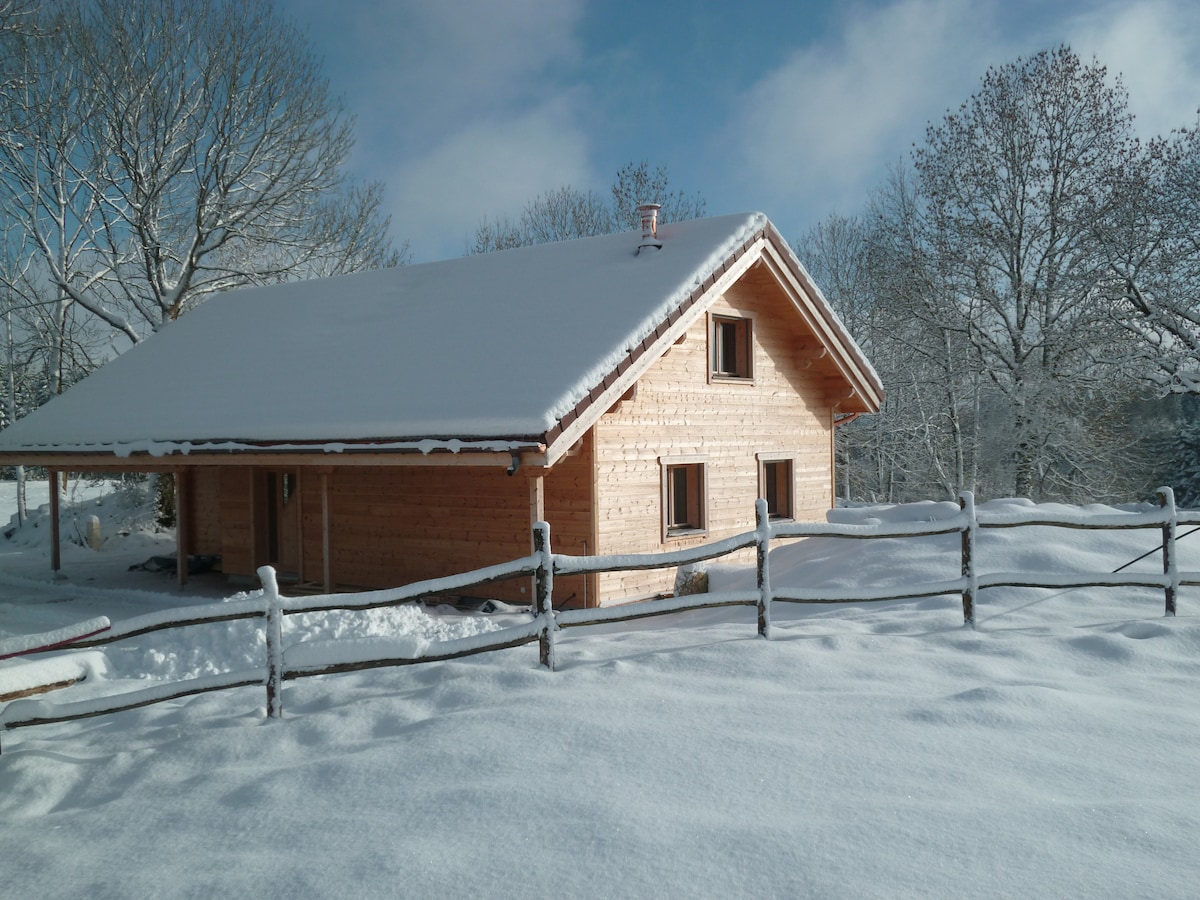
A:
2,489,1196,750
0,617,112,661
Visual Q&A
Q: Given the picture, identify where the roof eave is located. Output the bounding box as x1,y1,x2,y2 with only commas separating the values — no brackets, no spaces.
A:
0,438,551,471
760,221,884,414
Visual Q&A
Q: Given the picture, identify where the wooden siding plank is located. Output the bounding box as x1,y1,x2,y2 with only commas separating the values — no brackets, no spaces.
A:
190,468,223,556
217,467,254,577
592,276,837,600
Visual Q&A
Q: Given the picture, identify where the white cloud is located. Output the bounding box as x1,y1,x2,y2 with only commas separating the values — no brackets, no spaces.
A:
729,0,1008,223
340,0,586,149
1064,0,1200,135
726,0,1200,231
387,99,595,261
301,0,598,260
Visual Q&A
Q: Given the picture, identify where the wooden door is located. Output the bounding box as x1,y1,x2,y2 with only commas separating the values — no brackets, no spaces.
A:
260,470,301,579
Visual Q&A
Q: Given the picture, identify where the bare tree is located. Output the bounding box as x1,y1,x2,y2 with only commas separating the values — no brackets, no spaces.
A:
470,214,530,255
0,18,113,391
0,0,40,97
796,212,903,501
471,186,612,253
0,221,97,522
799,163,992,503
470,161,706,253
0,0,403,351
609,160,707,230
1093,122,1200,393
912,46,1137,498
0,244,37,523
803,57,1154,505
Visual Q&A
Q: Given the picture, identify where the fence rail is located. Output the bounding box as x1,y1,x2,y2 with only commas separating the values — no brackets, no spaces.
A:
2,488,1195,750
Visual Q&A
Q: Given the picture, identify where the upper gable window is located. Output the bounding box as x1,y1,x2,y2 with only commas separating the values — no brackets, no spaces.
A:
710,315,753,381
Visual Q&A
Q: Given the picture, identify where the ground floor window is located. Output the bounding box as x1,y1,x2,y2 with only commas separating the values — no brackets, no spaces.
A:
759,457,794,520
661,458,707,538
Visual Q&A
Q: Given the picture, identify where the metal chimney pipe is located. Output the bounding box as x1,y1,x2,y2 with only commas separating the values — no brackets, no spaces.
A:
636,203,662,252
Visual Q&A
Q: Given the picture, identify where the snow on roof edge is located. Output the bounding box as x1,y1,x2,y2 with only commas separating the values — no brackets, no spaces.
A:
0,437,544,460
542,212,768,425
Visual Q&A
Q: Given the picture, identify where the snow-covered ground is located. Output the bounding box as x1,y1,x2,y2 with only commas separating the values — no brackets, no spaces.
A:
1,483,1198,898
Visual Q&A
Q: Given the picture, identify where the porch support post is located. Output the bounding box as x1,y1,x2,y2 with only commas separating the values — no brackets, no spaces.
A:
48,468,61,574
175,469,189,587
295,470,306,584
320,470,332,593
529,472,545,607
529,472,545,526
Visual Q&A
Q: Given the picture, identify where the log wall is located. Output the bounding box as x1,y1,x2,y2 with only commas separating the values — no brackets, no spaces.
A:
300,455,592,604
199,444,595,606
190,467,223,556
541,428,597,607
218,468,255,576
303,466,531,598
593,277,836,600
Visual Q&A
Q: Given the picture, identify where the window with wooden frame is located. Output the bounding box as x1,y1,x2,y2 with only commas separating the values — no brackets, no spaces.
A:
759,457,794,521
661,458,707,538
710,314,753,380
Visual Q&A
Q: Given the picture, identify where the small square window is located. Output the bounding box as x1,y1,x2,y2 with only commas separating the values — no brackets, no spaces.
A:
664,462,705,536
761,459,793,520
711,315,752,379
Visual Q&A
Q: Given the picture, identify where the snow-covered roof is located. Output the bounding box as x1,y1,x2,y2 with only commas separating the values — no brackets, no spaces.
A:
0,212,879,461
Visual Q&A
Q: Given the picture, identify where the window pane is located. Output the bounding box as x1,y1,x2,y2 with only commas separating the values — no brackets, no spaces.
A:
764,460,792,519
666,463,704,533
712,317,751,378
671,466,690,526
719,321,738,373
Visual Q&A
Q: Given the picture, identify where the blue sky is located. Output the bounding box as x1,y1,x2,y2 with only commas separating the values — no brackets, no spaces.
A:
278,0,1200,262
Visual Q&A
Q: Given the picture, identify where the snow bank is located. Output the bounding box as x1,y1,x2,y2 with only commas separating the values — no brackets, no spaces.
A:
0,617,110,660
2,497,1199,898
1,478,162,551
0,652,107,700
711,497,1192,606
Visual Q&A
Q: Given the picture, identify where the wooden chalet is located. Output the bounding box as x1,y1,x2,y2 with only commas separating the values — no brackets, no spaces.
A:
0,211,882,606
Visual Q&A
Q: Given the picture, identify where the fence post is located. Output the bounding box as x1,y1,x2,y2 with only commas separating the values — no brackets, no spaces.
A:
958,491,977,628
259,565,284,718
533,522,557,671
755,498,772,639
1157,487,1178,617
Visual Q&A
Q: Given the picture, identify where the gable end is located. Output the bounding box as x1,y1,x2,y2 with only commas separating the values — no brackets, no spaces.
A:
542,227,769,463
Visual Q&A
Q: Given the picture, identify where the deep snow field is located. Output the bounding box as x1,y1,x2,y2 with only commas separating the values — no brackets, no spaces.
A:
1,480,1199,899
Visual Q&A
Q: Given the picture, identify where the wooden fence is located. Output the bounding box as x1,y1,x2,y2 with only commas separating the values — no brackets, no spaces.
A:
2,488,1197,750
